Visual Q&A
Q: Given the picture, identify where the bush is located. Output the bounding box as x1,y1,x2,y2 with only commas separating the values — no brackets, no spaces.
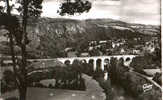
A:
54,64,86,90
130,53,161,70
27,61,86,90
111,58,162,100
153,72,161,86
1,70,17,93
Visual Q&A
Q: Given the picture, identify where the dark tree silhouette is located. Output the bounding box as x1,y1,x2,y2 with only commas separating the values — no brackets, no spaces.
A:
0,0,43,100
0,0,92,100
58,0,91,16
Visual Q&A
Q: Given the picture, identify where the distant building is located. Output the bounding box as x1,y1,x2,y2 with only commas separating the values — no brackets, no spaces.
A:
80,52,89,57
64,47,73,52
67,52,77,57
64,47,77,57
133,49,141,54
111,41,124,49
89,41,97,46
0,29,9,42
112,42,116,48
120,48,125,54
88,46,93,51
99,40,107,44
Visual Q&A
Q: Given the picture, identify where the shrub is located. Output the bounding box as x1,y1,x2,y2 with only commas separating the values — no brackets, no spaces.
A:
153,72,161,86
1,70,17,93
111,58,162,100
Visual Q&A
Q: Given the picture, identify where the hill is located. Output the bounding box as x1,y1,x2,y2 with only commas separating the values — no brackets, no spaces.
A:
0,17,161,57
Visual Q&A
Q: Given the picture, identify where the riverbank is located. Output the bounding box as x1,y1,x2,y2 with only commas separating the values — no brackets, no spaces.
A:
109,63,162,100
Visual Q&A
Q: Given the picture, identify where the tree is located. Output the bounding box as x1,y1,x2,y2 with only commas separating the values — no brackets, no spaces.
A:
0,0,21,97
0,0,91,100
58,0,91,16
0,0,43,100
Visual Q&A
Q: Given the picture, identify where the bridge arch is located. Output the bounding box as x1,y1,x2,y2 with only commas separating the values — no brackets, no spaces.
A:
64,60,71,65
124,57,134,66
88,59,94,64
96,59,102,70
104,58,110,64
80,59,89,64
88,59,94,71
81,59,87,63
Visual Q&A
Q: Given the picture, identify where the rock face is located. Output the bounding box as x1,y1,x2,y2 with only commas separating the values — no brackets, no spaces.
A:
26,18,160,49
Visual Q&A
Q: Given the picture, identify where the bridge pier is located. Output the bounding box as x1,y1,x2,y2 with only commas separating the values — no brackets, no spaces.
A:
93,59,97,71
101,59,105,71
69,59,74,64
104,72,108,81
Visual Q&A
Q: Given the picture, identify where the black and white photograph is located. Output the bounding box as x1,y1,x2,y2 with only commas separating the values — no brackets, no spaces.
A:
0,0,162,100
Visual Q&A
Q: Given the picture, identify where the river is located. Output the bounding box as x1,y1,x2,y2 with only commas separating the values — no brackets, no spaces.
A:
110,85,137,100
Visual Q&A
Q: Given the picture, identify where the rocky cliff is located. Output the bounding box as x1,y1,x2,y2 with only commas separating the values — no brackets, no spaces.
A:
26,17,160,49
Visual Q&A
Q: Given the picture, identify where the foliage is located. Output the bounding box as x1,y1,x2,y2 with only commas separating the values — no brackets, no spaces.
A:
0,0,92,99
0,0,44,100
53,61,86,90
130,52,161,70
38,30,67,58
1,70,17,93
58,0,91,16
153,72,161,86
0,12,22,44
27,61,86,90
109,58,162,100
108,58,119,84
89,48,101,56
16,0,43,17
0,13,19,28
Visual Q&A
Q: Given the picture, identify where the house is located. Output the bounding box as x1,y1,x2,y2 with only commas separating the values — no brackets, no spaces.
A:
0,29,9,42
64,47,73,52
67,52,78,57
80,52,89,57
112,42,116,48
99,40,107,44
133,49,141,54
120,48,125,54
88,46,93,51
64,47,77,57
88,41,97,46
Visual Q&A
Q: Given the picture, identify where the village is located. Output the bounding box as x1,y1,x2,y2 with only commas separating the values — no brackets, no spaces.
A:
64,36,160,58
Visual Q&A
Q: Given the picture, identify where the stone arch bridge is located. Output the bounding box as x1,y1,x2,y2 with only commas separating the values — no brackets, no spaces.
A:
28,55,137,71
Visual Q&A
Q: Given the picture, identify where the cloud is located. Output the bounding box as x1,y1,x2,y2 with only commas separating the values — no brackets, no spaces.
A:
119,0,160,24
41,0,161,25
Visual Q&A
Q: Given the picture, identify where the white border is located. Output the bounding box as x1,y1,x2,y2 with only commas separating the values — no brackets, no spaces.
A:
161,0,163,99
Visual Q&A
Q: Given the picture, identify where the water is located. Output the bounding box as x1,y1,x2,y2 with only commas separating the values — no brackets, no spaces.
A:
110,85,137,100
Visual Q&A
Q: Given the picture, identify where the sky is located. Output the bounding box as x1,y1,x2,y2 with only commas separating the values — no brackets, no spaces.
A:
41,0,161,25
0,0,161,25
